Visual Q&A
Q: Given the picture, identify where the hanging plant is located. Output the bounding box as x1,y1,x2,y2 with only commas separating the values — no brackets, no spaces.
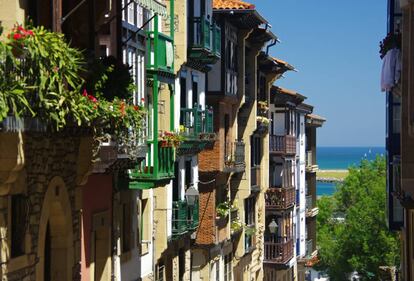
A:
379,32,401,59
0,24,146,159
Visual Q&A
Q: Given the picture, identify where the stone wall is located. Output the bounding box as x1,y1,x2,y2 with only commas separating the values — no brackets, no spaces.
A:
0,133,90,281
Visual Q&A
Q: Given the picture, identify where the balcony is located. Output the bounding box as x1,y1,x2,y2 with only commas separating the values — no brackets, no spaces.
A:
251,166,261,192
146,15,174,77
264,238,294,264
177,105,215,155
305,239,314,258
223,140,246,173
265,187,295,210
128,142,175,189
172,200,199,239
306,150,318,172
230,209,242,236
188,16,221,65
270,135,296,155
306,195,318,217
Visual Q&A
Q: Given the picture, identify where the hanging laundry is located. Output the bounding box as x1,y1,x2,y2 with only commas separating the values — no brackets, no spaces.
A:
381,48,401,92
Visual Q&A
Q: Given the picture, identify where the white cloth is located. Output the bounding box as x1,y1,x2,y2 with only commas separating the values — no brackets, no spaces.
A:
166,41,174,69
381,48,401,92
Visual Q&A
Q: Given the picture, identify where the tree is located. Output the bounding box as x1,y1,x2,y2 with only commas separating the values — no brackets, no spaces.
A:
315,156,400,281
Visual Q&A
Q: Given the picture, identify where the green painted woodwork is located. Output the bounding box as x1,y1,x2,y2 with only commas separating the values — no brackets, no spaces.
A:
127,1,176,189
146,16,174,75
177,105,214,154
180,104,214,139
172,200,200,238
188,16,221,63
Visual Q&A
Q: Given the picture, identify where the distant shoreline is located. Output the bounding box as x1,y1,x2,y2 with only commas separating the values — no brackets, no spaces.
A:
317,169,348,182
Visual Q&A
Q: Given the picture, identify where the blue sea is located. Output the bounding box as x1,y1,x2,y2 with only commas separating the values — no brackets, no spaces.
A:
316,147,385,196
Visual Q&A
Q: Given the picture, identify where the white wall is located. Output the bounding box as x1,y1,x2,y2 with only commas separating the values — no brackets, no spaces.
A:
297,113,306,258
119,190,155,281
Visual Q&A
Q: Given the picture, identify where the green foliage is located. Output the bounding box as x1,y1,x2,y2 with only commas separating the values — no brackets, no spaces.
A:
85,56,136,101
316,157,400,281
0,24,146,150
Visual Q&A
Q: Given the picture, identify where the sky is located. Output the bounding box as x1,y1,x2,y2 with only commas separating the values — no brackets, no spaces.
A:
253,0,387,147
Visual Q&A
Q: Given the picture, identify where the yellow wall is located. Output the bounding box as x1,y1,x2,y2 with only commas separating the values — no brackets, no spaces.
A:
0,0,27,32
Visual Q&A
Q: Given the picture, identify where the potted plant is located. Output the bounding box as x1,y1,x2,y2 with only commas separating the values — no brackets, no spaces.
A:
379,32,401,59
231,219,244,233
159,131,185,147
244,225,256,236
256,116,270,125
216,201,231,219
7,24,33,58
258,101,269,111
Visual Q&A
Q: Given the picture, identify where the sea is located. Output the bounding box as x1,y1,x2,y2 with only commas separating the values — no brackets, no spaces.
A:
316,147,385,196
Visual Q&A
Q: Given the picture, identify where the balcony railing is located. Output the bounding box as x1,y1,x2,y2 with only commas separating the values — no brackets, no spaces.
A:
172,200,199,238
265,187,295,210
129,142,175,188
178,105,214,155
189,16,221,63
180,104,214,138
305,239,314,258
270,135,296,155
146,15,174,75
306,195,313,211
264,238,294,264
251,166,261,191
224,140,246,173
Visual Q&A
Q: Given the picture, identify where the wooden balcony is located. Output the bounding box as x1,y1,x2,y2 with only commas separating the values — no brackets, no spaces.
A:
265,187,295,210
223,140,246,173
188,16,221,64
146,15,174,77
264,238,294,264
269,135,296,155
177,105,215,155
172,200,199,239
306,150,318,172
306,195,319,217
128,142,175,189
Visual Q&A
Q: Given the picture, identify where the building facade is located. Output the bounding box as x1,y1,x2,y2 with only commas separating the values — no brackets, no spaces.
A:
0,0,324,280
386,0,414,280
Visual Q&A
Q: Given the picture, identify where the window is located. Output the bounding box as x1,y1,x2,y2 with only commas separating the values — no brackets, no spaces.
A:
215,260,220,281
180,77,187,109
192,81,198,107
179,250,185,281
185,160,192,188
224,254,232,281
156,263,165,281
139,198,150,254
251,136,262,167
122,202,132,253
244,197,255,252
11,195,27,257
244,197,255,226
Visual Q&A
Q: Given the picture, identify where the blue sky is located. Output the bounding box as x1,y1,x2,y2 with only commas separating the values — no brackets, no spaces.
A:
253,0,387,147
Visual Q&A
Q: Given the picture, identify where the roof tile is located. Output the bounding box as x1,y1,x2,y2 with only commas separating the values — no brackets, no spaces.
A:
213,0,255,10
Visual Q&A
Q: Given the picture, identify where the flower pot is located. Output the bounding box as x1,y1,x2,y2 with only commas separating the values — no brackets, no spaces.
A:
10,42,27,59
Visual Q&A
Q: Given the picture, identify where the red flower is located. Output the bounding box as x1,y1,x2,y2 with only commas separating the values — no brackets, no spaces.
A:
27,30,34,36
88,95,97,103
13,33,22,40
82,89,88,97
17,25,24,32
134,105,140,111
120,102,126,116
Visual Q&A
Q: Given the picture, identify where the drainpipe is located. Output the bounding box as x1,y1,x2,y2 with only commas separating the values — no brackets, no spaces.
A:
266,39,277,55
